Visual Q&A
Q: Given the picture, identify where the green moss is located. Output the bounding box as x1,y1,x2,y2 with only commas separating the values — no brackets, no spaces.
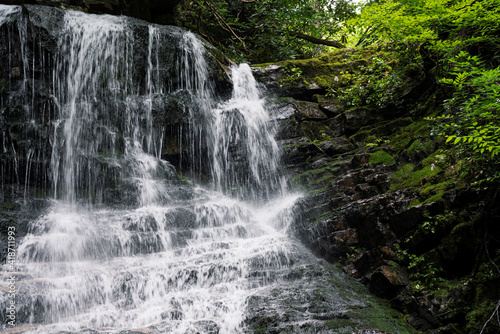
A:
324,318,356,330
351,117,414,142
290,167,335,189
314,75,339,88
407,139,422,153
390,164,441,191
390,163,415,183
421,153,438,167
420,180,454,197
255,47,398,96
369,150,394,165
391,120,431,153
408,138,435,155
301,121,333,141
421,190,445,205
465,300,498,333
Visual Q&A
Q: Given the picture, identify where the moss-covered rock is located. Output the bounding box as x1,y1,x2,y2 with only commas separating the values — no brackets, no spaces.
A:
252,46,400,103
256,45,500,333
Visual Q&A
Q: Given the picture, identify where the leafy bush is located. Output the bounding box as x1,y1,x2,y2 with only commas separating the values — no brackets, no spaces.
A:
333,57,403,108
428,52,500,185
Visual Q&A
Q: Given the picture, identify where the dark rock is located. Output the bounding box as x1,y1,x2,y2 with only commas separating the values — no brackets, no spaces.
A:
191,320,219,334
436,222,477,277
251,64,325,100
4,0,182,25
319,137,355,155
0,4,231,206
368,264,410,299
344,108,381,133
386,205,424,238
350,153,370,168
293,100,328,120
319,102,341,116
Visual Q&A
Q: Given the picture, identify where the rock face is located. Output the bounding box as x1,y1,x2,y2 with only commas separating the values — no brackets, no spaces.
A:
2,0,182,25
0,4,232,253
254,49,500,333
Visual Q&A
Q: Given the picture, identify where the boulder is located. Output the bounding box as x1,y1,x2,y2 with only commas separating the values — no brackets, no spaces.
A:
368,264,410,299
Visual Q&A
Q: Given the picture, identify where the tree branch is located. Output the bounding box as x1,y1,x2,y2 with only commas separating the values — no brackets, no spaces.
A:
199,0,248,52
289,31,346,48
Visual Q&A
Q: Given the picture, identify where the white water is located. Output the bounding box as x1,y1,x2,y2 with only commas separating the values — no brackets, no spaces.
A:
0,7,305,333
212,64,286,200
14,190,302,333
0,6,415,334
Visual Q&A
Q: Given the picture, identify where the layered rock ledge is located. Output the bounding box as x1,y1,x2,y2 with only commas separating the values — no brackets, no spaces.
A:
254,48,500,333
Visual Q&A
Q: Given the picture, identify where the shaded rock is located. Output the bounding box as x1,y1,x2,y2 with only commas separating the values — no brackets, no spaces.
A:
4,0,182,25
368,264,410,299
293,100,328,120
344,108,381,133
251,64,322,100
319,137,355,155
436,222,477,277
324,115,346,137
319,101,341,117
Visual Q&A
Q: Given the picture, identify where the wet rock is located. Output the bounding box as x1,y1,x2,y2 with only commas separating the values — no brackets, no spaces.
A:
162,308,183,320
0,4,231,207
244,262,406,333
190,320,219,334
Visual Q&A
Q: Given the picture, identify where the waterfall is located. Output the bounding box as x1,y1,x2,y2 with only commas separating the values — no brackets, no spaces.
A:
0,5,411,334
211,64,285,200
52,11,131,203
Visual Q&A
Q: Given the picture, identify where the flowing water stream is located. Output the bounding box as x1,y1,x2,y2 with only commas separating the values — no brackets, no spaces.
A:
0,5,410,334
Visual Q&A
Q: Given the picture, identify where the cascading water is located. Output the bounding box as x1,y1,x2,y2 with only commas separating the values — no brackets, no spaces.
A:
211,64,285,200
1,5,411,334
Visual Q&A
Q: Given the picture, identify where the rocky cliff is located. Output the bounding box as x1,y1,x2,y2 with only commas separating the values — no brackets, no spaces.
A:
253,48,500,333
0,4,232,258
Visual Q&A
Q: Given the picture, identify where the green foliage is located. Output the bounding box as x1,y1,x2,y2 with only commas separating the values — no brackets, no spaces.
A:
427,52,500,186
395,246,444,291
350,0,500,187
352,0,500,60
177,0,358,62
289,67,302,78
334,57,403,108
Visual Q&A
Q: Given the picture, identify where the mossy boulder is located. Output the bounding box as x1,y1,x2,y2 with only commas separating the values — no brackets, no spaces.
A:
252,46,398,102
